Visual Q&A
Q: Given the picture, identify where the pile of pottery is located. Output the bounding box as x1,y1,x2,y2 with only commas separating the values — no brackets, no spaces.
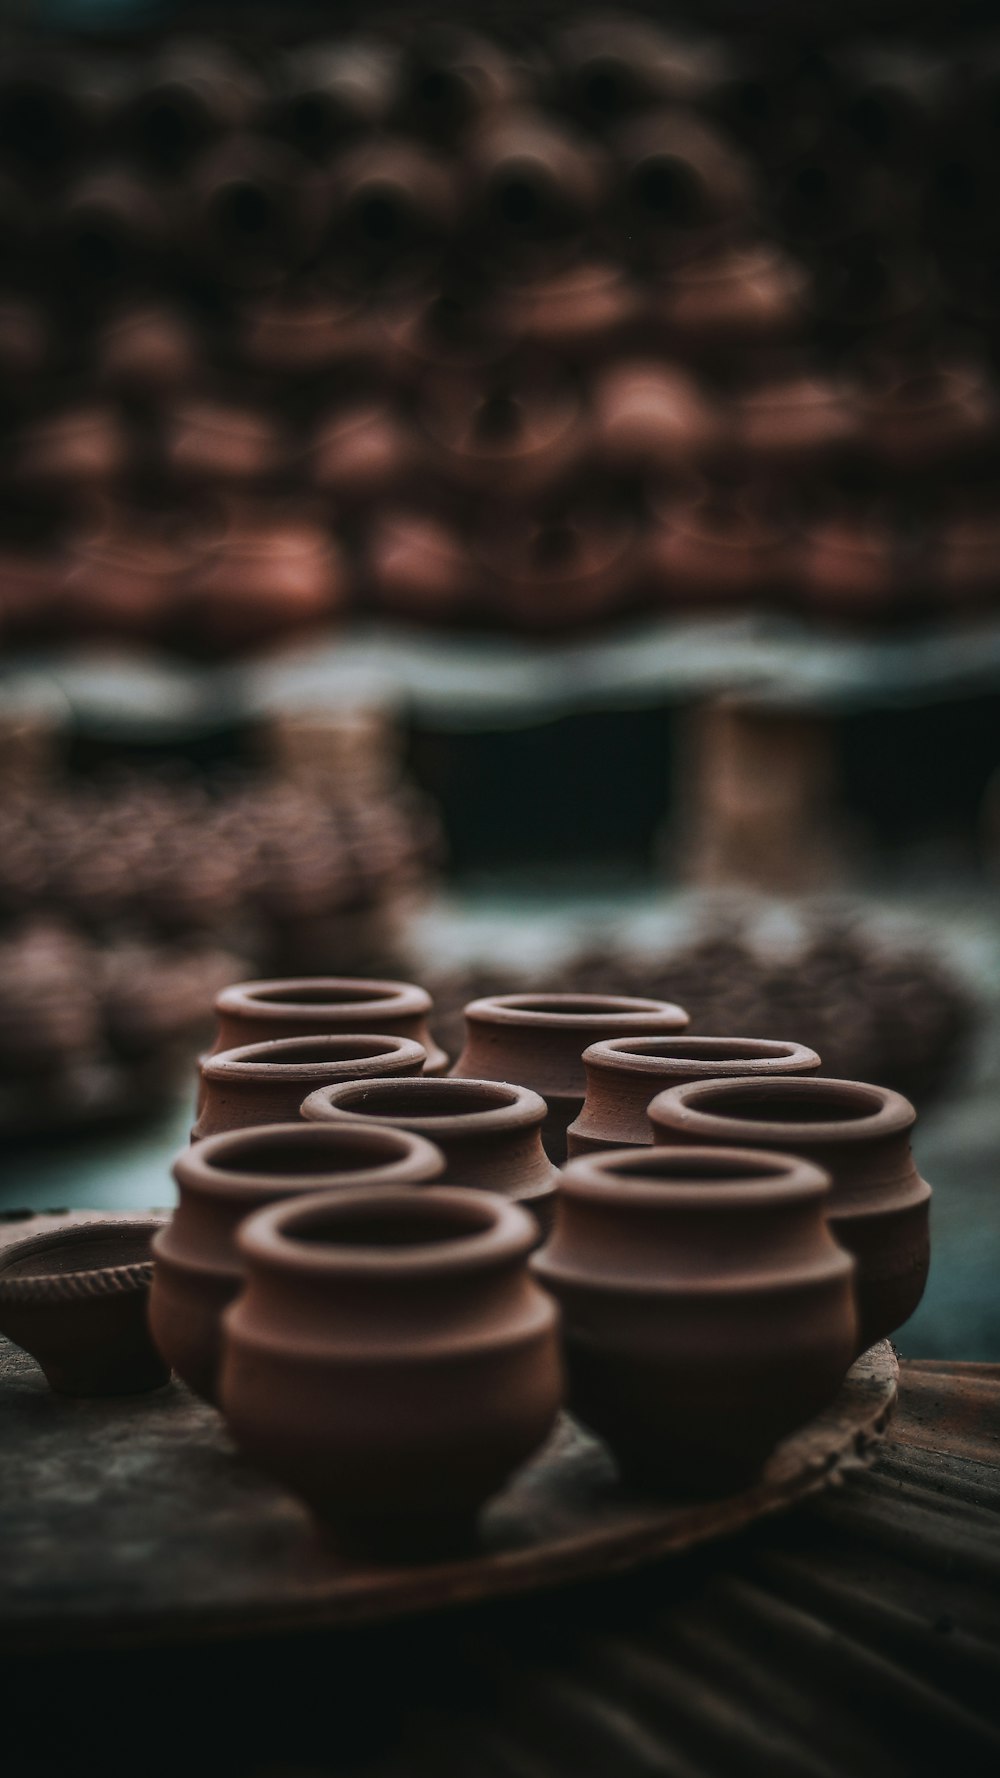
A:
3,17,1000,647
0,920,239,1139
0,765,438,968
115,971,926,1548
430,911,975,1108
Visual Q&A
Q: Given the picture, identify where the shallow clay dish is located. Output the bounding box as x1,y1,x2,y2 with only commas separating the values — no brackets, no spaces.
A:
0,1219,168,1396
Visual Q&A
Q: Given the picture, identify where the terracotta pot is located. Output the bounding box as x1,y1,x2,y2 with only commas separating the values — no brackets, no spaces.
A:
795,513,900,621
16,404,127,492
116,42,264,174
475,508,636,631
188,519,344,651
61,525,192,641
195,1034,427,1140
648,1076,930,1353
490,262,639,360
0,1219,169,1396
421,374,584,502
648,241,807,345
646,488,787,606
452,993,689,1162
857,364,995,471
323,139,456,289
52,171,169,291
734,376,859,466
465,111,605,270
378,286,511,388
150,1121,444,1403
393,29,519,144
532,1146,856,1493
555,17,717,128
238,287,373,374
165,397,284,488
209,978,448,1074
615,112,752,268
302,1075,559,1233
272,41,394,161
567,1037,821,1156
220,1185,562,1549
366,510,473,625
188,136,324,290
307,400,414,507
593,361,719,473
94,303,201,394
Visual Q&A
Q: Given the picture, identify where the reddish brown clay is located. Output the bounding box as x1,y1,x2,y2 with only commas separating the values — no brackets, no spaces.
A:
149,1122,444,1404
209,977,448,1074
421,375,584,502
734,376,859,466
475,508,636,631
648,241,807,344
648,1077,930,1354
0,1219,169,1396
189,518,344,649
194,1034,427,1140
451,993,689,1162
307,400,414,507
220,1186,562,1551
567,1037,822,1156
533,1146,856,1495
491,261,639,359
646,487,787,605
367,510,472,624
593,360,719,473
301,1075,560,1234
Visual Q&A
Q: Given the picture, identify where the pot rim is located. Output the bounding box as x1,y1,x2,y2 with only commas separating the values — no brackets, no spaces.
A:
173,1121,445,1199
582,1035,820,1076
202,1033,428,1082
560,1145,832,1209
0,1219,164,1304
214,977,433,1021
462,992,690,1031
238,1184,536,1278
301,1074,548,1135
649,1075,916,1142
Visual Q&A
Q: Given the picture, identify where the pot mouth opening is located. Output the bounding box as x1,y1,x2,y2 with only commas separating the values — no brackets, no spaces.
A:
220,1037,411,1069
283,1194,495,1251
672,1078,894,1129
597,1149,793,1184
202,1127,413,1177
478,992,678,1021
248,983,403,1008
600,1037,803,1064
324,1079,521,1119
694,1083,884,1123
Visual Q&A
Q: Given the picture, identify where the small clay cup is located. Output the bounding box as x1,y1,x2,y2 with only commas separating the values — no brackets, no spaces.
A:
0,1219,169,1396
533,1147,856,1494
451,993,689,1161
150,1122,444,1404
567,1037,821,1155
194,1034,427,1139
208,977,448,1074
220,1186,563,1553
648,1077,930,1354
301,1075,560,1234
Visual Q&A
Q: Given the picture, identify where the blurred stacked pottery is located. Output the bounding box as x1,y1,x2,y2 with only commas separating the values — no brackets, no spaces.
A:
533,1146,856,1493
219,1186,562,1550
2,19,1000,641
193,1033,427,1139
301,1074,560,1233
567,1036,821,1155
209,977,448,1073
149,1120,445,1402
648,1075,931,1354
451,991,690,1161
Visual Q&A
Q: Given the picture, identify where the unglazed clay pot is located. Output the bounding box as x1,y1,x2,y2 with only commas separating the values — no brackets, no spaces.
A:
165,396,284,487
420,375,584,502
451,993,689,1162
490,262,639,360
189,136,324,290
188,518,344,650
532,1146,856,1494
648,1076,930,1354
366,510,473,625
646,487,787,606
464,111,605,272
208,978,448,1074
567,1037,821,1156
475,508,636,631
648,241,808,345
322,138,457,290
0,1219,169,1396
194,1034,427,1140
307,400,414,508
593,361,719,473
220,1186,562,1550
795,513,901,621
734,376,859,466
301,1075,559,1233
614,112,752,268
150,1121,444,1404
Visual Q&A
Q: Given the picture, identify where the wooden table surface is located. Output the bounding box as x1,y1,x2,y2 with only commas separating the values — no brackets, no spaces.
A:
6,1356,999,1778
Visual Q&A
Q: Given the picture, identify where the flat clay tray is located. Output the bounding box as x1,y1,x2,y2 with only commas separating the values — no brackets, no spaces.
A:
0,1211,898,1653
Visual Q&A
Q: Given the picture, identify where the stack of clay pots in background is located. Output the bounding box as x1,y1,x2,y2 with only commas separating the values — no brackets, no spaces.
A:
3,15,1000,648
144,969,930,1550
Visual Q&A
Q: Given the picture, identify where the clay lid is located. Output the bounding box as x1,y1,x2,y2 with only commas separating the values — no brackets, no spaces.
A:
238,1184,537,1281
174,1120,445,1201
582,1037,820,1079
204,1034,428,1085
302,1075,548,1137
649,1076,916,1145
560,1144,833,1211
